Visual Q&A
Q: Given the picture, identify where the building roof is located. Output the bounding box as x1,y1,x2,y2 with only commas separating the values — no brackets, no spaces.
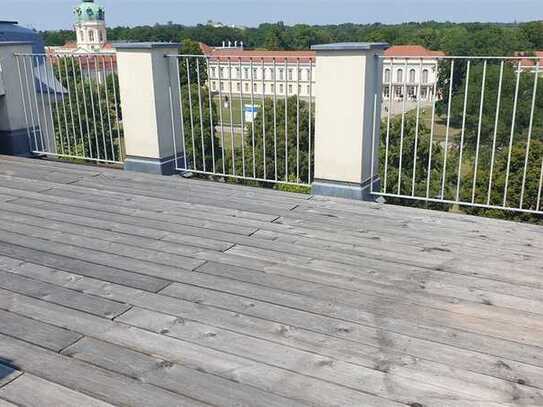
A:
0,20,45,54
514,51,543,68
384,45,446,58
200,43,445,62
74,0,105,23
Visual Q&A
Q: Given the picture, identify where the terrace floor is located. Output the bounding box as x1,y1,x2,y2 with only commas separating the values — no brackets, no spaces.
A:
0,155,542,407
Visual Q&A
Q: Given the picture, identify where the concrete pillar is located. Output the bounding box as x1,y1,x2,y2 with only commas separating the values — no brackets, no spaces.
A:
116,42,181,175
0,42,35,156
311,42,388,200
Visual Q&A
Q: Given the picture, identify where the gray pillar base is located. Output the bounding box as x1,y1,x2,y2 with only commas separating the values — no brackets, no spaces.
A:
123,155,181,176
0,128,33,156
312,177,380,201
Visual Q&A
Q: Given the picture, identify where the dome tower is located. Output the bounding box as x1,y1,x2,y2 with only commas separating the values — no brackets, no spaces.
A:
73,0,107,50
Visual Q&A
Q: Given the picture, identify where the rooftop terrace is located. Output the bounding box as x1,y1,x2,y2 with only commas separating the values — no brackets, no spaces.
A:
0,156,542,406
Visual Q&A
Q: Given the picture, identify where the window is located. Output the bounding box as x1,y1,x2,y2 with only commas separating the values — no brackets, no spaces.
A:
409,69,416,83
212,81,217,91
384,68,391,83
394,85,402,98
422,69,429,84
221,68,226,79
211,67,217,78
253,83,258,92
252,68,258,80
306,85,311,95
244,83,249,92
421,87,428,99
306,69,311,81
408,86,416,98
288,84,293,94
298,69,303,81
288,69,293,80
271,84,275,93
236,82,240,92
235,68,240,79
383,85,390,99
99,30,104,42
89,30,95,42
244,68,249,79
279,83,284,93
396,69,403,83
220,82,225,91
279,69,284,80
268,68,273,80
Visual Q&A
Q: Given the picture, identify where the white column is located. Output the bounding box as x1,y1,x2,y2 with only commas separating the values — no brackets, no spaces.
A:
0,42,35,156
311,42,388,200
116,42,181,175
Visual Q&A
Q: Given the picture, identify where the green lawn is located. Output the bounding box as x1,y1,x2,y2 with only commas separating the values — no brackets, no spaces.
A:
213,96,262,127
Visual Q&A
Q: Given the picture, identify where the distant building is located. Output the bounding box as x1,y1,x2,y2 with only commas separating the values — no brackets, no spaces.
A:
202,43,445,103
0,20,45,54
514,51,543,73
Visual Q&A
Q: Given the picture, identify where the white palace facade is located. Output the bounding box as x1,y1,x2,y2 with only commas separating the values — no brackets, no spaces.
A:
203,43,445,102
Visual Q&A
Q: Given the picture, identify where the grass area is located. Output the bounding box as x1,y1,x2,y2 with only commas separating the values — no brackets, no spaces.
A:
213,96,262,127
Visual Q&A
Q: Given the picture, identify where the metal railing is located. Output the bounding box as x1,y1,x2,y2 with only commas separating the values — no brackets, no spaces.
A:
372,55,543,215
166,54,315,186
14,52,124,165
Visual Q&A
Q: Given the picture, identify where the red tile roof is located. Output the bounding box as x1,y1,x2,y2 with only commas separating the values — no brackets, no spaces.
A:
514,51,543,68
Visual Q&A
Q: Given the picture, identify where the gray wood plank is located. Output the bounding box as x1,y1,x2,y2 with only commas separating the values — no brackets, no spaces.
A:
0,270,130,319
0,309,81,352
4,259,542,395
0,398,18,407
0,374,115,407
0,333,211,407
0,241,169,293
63,337,309,407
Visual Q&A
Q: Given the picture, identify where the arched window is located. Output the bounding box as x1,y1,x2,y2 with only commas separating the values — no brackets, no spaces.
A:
422,69,429,84
384,69,391,83
396,69,403,83
409,69,416,83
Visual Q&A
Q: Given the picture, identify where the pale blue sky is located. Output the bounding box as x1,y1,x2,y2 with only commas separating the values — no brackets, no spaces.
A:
4,0,542,31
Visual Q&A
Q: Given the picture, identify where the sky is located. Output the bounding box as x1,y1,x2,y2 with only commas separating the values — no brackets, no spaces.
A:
4,0,542,31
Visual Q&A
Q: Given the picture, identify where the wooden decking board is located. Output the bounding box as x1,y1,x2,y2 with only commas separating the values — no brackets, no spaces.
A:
4,258,541,392
0,156,542,406
0,374,116,407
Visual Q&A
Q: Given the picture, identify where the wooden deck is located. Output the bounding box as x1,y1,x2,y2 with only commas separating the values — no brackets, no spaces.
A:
0,155,542,407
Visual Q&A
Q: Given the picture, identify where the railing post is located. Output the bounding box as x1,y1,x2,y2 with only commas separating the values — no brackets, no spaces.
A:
0,42,35,156
311,42,388,200
116,42,181,175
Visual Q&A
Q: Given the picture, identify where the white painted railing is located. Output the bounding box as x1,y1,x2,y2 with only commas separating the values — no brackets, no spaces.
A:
14,52,124,165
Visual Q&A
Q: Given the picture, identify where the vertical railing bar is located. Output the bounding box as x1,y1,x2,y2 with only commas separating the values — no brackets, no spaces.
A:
308,59,313,183
249,58,256,178
487,61,504,205
175,59,188,170
371,92,378,194
227,58,236,175
216,58,226,174
519,62,539,209
71,56,85,154
383,58,393,193
238,58,246,176
503,61,522,207
58,56,72,156
455,60,471,202
86,57,99,160
31,56,46,152
15,55,33,151
79,57,93,159
101,55,115,162
397,59,408,195
411,58,423,196
64,56,78,159
94,55,108,161
22,56,38,151
273,58,278,181
261,58,267,180
109,55,123,161
195,58,206,172
36,57,51,152
44,55,59,155
185,58,197,171
471,60,487,204
168,83,179,172
425,61,439,199
440,59,455,200
284,58,289,182
205,56,216,174
296,58,301,182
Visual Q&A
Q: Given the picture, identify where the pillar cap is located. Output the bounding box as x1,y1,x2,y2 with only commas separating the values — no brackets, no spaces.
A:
311,42,389,52
115,42,180,50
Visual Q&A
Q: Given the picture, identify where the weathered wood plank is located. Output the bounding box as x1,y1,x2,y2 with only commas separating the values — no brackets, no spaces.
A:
0,374,116,407
0,333,211,407
63,337,309,407
0,398,18,407
0,270,130,319
0,309,81,352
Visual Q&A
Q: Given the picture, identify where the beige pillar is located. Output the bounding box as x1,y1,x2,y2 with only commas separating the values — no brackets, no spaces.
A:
311,42,388,200
0,42,35,156
116,42,181,175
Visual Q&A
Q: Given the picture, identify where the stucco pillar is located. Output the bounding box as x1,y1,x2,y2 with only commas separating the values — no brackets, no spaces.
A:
116,42,181,175
311,42,388,200
0,42,35,156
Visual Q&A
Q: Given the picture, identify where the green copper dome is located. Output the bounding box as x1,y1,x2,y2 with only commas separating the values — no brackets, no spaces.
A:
74,0,105,23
